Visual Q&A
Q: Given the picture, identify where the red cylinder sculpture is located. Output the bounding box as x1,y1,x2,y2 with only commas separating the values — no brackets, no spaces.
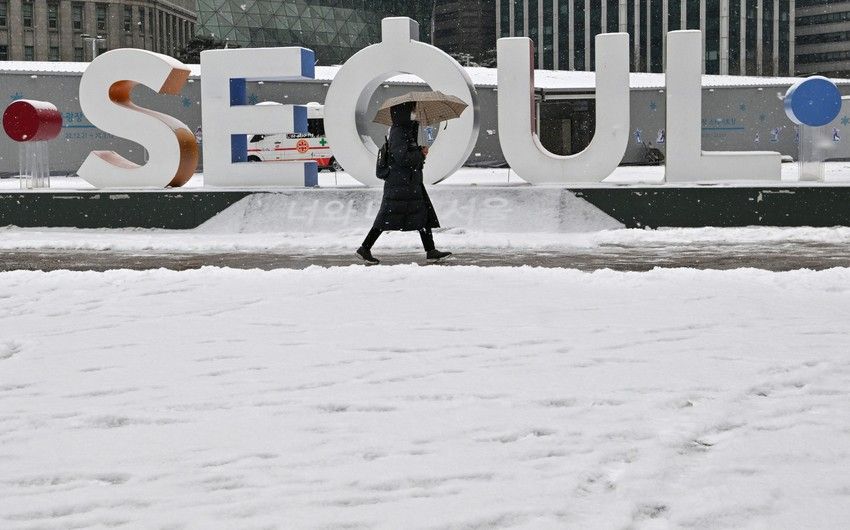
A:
3,100,63,142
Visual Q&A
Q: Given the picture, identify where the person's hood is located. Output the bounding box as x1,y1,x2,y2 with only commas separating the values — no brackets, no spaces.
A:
390,101,417,127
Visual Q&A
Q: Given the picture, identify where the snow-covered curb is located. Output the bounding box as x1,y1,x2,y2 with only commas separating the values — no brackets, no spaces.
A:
3,225,850,253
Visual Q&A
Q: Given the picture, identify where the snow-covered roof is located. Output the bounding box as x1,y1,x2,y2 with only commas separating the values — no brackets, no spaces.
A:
2,60,846,92
0,60,203,77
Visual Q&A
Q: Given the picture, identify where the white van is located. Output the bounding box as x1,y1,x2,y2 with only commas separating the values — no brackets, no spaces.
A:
246,102,338,171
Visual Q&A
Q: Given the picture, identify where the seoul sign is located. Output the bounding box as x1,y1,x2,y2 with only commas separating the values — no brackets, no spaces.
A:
71,17,838,189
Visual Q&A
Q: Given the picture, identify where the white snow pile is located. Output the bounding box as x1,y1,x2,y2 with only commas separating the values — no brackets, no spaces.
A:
198,186,623,234
1,265,849,528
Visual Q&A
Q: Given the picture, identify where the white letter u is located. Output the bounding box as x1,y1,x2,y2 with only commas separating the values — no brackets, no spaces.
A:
497,33,630,184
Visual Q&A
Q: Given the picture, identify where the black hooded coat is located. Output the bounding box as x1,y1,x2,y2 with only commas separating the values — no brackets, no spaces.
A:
372,102,440,232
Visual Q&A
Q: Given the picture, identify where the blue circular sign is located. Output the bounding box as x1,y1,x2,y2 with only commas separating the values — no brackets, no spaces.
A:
784,76,842,127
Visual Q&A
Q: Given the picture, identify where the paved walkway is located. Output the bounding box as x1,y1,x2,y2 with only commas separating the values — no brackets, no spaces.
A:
2,241,849,272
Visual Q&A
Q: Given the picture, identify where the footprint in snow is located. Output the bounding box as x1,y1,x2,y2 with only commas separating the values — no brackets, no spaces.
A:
633,503,669,521
0,341,22,360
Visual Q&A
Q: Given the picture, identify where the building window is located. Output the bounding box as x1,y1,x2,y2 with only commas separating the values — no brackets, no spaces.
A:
139,7,145,34
686,0,700,29
22,1,33,28
124,6,132,31
575,1,585,70
0,45,7,60
669,0,681,31
96,3,107,32
49,46,60,60
74,46,84,61
24,46,34,60
798,10,850,27
798,49,850,64
48,2,59,29
159,11,164,51
0,1,7,27
650,0,664,73
729,0,741,74
72,3,84,31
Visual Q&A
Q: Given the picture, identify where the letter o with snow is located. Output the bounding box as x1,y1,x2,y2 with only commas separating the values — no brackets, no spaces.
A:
324,17,480,186
77,49,199,188
201,47,318,187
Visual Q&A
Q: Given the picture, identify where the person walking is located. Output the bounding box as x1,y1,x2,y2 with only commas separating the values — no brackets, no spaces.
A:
356,101,452,265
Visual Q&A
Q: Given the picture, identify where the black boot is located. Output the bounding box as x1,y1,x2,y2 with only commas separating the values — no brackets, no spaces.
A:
356,246,380,265
426,249,452,261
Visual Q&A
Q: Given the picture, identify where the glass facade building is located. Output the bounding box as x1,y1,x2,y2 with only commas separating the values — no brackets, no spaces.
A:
0,0,195,62
432,0,496,65
796,0,850,78
195,0,434,66
496,0,795,76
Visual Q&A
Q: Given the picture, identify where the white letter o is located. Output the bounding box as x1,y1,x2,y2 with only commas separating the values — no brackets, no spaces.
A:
324,17,480,187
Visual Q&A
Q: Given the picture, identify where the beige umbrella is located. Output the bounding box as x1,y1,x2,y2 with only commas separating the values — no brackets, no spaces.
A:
373,91,468,127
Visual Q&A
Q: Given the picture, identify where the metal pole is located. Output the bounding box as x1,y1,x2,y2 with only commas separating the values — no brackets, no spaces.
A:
634,0,640,71
740,0,746,74
789,0,795,74
553,0,559,70
585,0,591,71
720,0,729,75
756,0,763,75
523,0,529,37
646,0,652,72
701,0,707,73
538,0,544,68
773,0,779,75
568,0,575,70
496,0,501,38
663,0,668,70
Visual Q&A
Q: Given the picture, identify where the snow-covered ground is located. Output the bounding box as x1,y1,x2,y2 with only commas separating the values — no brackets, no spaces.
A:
1,266,849,528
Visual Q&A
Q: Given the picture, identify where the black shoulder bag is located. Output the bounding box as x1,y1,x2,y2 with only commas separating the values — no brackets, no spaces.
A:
376,135,391,180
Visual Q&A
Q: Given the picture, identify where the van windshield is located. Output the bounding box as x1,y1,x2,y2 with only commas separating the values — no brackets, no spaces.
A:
307,118,325,136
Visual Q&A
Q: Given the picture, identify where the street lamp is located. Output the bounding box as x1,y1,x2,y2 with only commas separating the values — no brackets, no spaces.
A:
80,33,106,61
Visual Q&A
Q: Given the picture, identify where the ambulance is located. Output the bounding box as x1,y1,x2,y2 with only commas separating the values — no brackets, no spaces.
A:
246,101,339,171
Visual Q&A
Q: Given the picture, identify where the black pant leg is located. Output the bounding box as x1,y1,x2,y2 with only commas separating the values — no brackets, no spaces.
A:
362,228,382,249
419,227,436,252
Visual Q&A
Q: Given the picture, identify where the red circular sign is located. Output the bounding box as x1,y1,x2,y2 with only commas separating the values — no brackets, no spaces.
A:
296,139,310,154
3,100,63,142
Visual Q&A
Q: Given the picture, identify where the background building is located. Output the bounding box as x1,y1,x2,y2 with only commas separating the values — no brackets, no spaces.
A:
432,0,496,65
496,0,795,76
0,0,196,61
796,0,850,77
194,0,434,66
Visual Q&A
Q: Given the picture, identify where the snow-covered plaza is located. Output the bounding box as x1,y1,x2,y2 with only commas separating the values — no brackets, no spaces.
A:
2,265,849,528
5,2,850,527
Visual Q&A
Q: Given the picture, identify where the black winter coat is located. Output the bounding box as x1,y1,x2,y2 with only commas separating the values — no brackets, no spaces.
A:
372,103,440,232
